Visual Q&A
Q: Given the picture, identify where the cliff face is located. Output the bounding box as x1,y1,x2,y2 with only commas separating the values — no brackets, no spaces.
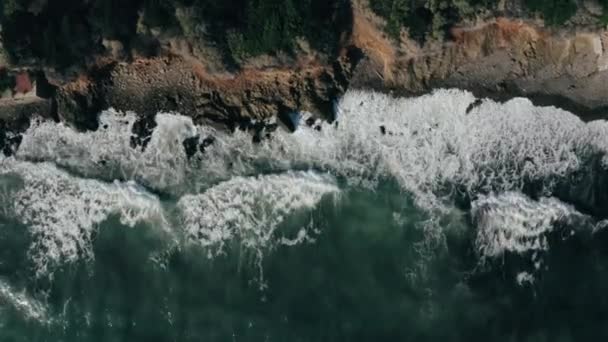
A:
2,0,608,147
56,52,359,131
350,10,608,118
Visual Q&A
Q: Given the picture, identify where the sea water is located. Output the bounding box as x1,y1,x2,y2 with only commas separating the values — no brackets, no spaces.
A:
1,89,608,341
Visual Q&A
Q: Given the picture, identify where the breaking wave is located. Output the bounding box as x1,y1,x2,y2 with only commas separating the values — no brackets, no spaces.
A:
0,158,170,277
178,171,339,257
4,88,608,281
472,192,593,258
0,280,48,324
0,157,339,283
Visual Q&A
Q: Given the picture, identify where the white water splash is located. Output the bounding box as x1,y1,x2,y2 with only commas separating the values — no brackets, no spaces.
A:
182,89,608,211
8,89,608,269
0,280,49,323
177,171,339,258
0,158,169,277
15,90,608,210
472,192,588,258
516,272,535,286
16,111,197,194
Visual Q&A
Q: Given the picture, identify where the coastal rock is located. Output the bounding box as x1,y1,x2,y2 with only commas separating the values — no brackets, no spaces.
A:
56,51,359,131
0,95,53,155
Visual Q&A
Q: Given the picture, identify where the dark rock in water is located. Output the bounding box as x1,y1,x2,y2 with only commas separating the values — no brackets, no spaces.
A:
182,135,200,159
0,125,12,156
305,117,316,127
201,136,215,148
0,98,52,156
254,121,267,142
0,122,7,156
466,99,483,114
198,136,216,154
0,128,23,157
265,123,279,133
278,110,301,132
252,134,262,143
237,120,254,131
130,116,157,149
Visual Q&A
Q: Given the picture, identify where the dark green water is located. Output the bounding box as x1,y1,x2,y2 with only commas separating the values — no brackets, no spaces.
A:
1,178,608,342
3,89,608,341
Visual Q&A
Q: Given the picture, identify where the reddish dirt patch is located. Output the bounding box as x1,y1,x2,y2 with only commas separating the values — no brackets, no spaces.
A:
14,73,33,94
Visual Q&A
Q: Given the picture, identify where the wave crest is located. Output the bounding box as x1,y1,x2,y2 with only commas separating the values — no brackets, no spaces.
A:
178,171,339,257
0,159,169,277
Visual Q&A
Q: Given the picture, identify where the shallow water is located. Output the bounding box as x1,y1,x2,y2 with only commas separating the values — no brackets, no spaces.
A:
2,89,608,341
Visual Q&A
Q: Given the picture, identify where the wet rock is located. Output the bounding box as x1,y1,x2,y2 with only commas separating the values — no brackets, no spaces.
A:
130,115,157,149
182,135,200,159
201,136,215,150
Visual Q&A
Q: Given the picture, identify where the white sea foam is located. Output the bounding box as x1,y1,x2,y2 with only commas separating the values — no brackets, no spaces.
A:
471,192,588,258
8,89,608,268
177,171,339,258
15,90,608,208
0,158,169,277
16,111,197,194
516,272,535,286
175,89,608,211
0,280,48,323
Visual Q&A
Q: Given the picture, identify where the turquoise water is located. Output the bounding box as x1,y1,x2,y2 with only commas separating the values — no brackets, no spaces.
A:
2,89,608,341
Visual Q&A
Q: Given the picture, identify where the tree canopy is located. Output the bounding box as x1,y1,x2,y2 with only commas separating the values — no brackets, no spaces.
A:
0,0,346,68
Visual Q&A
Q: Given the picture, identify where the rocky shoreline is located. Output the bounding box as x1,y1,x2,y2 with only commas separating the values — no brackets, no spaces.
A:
2,1,608,153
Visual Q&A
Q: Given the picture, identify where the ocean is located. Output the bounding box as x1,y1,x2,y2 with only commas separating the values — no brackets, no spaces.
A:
1,89,608,341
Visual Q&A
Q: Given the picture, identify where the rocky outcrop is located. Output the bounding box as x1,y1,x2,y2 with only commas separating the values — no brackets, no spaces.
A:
55,50,360,132
0,95,53,155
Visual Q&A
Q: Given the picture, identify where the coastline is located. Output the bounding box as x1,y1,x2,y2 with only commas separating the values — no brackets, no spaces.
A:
2,3,608,143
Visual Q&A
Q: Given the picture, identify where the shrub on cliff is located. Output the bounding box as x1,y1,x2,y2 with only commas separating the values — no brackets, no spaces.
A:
0,69,15,94
2,0,22,17
1,0,100,67
0,0,346,68
369,0,499,42
368,0,409,39
524,0,577,25
176,0,344,64
597,0,608,24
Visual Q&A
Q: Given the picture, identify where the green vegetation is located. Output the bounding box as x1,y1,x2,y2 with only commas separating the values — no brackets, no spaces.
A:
368,0,409,39
369,0,608,43
524,0,578,25
0,69,15,93
0,0,345,68
598,0,608,24
4,0,604,69
179,0,344,62
369,0,500,42
1,0,99,67
2,1,20,18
